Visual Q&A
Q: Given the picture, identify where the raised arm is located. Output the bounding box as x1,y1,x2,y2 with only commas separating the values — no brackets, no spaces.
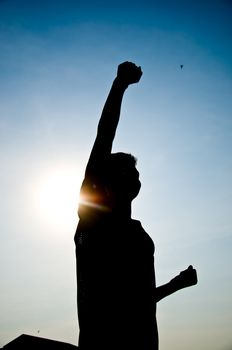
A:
155,265,198,303
78,62,142,219
85,61,142,176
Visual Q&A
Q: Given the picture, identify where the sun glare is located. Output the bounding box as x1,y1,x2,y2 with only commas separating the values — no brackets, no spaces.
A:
34,166,83,232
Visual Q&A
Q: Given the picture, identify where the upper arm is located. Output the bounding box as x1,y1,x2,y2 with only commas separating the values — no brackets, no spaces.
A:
85,132,112,179
78,135,111,220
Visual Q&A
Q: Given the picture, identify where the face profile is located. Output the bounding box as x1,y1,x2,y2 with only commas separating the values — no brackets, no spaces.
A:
119,165,141,200
105,152,141,201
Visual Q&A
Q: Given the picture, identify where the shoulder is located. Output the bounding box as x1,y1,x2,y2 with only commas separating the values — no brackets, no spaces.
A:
78,176,111,220
75,215,111,245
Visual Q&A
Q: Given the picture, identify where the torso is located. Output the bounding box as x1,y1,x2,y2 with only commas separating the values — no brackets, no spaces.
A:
75,216,158,350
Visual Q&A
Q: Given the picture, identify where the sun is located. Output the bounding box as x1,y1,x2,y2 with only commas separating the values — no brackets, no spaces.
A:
34,165,83,233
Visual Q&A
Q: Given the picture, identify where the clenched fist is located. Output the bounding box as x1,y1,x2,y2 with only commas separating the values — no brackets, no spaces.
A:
171,265,198,290
116,61,142,86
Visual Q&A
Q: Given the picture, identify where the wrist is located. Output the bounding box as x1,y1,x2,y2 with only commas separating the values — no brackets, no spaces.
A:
113,77,129,90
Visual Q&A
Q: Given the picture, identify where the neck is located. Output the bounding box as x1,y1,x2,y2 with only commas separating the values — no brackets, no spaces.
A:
112,200,132,220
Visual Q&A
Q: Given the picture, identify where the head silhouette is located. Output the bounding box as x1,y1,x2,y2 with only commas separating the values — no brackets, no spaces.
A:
105,152,141,202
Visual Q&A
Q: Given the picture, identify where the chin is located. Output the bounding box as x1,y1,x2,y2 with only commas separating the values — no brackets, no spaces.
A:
131,180,141,199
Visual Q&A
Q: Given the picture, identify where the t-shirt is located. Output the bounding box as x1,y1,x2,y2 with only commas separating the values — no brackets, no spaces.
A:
75,214,158,350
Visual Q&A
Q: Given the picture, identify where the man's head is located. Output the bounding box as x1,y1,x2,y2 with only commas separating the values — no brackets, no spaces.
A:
105,152,141,201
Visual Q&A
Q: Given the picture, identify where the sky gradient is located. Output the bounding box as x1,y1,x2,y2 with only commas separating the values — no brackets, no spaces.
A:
1,1,232,349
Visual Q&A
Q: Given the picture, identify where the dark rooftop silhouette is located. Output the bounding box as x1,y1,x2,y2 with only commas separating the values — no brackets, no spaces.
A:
3,334,78,349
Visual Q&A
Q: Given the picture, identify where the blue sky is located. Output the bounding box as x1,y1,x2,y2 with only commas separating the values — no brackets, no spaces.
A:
1,1,232,349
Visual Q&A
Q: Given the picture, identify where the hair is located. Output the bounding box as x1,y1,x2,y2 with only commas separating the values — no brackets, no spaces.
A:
105,152,137,187
108,152,137,171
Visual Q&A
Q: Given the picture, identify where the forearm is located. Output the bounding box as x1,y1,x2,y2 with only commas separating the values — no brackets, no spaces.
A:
155,281,179,303
97,77,128,142
155,266,198,303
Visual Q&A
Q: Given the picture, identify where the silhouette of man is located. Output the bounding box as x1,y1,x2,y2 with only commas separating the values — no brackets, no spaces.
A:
75,62,197,350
